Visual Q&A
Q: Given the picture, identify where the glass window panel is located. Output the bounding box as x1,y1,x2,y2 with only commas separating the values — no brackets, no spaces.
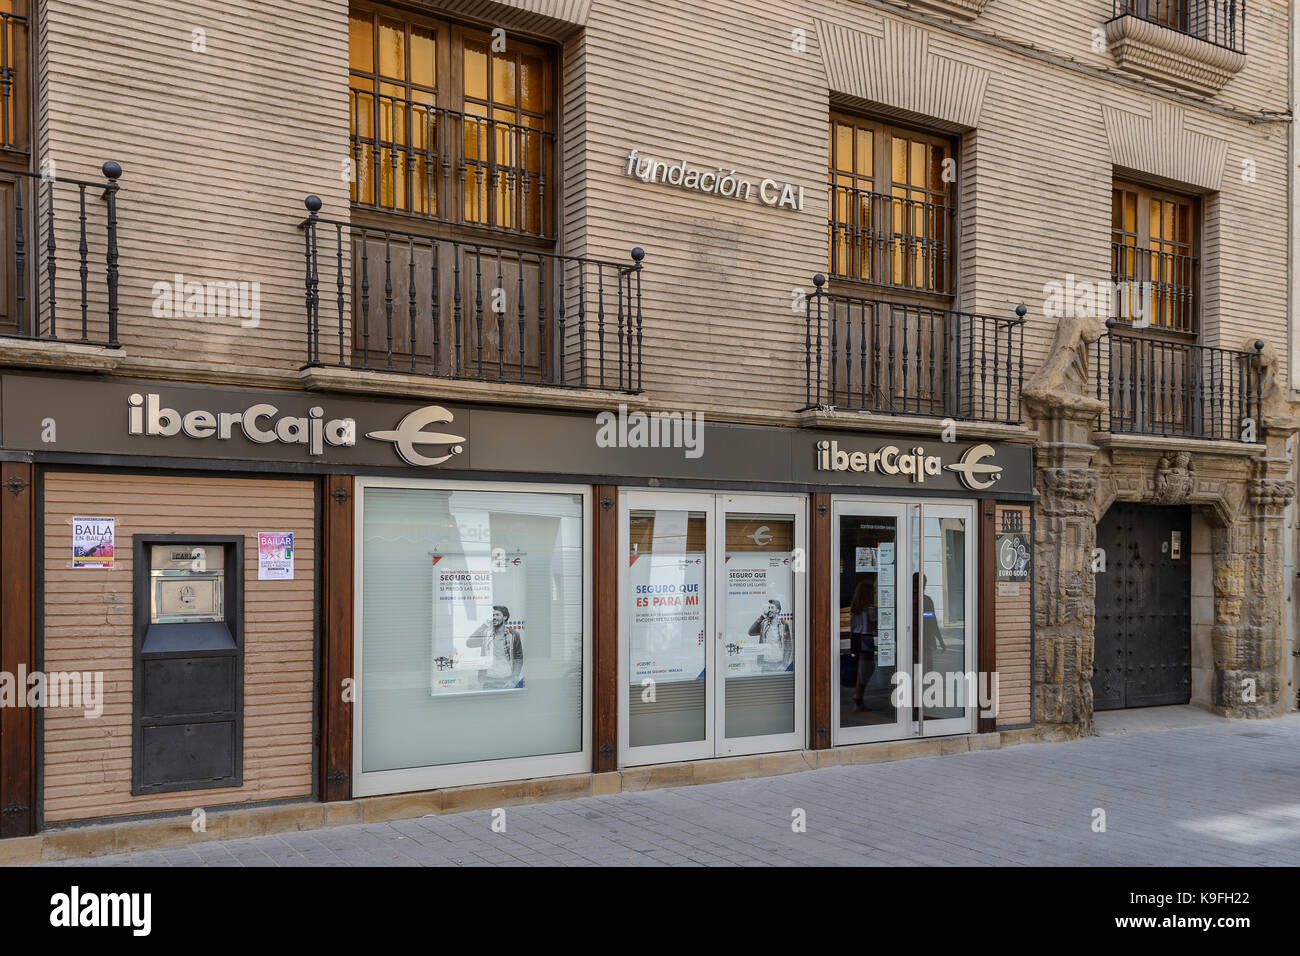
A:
856,128,872,177
360,487,584,773
349,13,374,74
834,122,851,173
1125,193,1137,233
379,19,404,79
921,517,966,719
493,51,517,107
379,82,405,144
838,513,899,729
520,54,543,112
909,140,924,187
411,26,435,89
723,514,796,740
352,87,374,141
464,41,487,101
929,144,946,192
628,509,708,748
892,137,906,184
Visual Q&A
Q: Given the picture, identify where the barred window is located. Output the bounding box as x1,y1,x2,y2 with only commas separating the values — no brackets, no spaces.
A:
828,114,954,297
1111,182,1199,334
348,2,555,238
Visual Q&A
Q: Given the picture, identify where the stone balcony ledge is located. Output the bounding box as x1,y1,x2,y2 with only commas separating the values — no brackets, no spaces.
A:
1104,14,1246,96
0,336,125,373
798,407,1037,443
300,363,652,413
1092,430,1264,458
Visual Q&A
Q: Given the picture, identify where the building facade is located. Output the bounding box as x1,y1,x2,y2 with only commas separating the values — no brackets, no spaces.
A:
0,0,1295,836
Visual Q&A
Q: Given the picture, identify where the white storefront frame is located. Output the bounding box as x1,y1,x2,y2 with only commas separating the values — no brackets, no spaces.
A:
351,476,592,797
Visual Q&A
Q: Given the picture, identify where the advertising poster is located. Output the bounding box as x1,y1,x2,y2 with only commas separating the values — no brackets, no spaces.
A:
878,584,895,608
855,547,877,572
877,631,896,667
430,551,528,696
996,533,1031,582
72,517,115,569
878,542,895,566
723,553,794,677
257,531,294,580
629,552,705,683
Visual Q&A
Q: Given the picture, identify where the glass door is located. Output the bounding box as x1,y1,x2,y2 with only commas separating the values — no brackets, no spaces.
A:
833,498,976,745
833,501,911,745
716,495,805,757
619,491,806,765
915,503,975,737
620,492,714,765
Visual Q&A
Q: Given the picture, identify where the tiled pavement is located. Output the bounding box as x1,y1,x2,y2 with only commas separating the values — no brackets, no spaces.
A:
40,713,1300,866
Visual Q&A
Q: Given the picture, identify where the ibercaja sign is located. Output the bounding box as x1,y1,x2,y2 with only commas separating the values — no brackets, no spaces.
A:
0,373,1036,498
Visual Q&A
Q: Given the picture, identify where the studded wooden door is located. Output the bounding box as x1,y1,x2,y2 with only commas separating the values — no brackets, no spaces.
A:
1092,503,1191,710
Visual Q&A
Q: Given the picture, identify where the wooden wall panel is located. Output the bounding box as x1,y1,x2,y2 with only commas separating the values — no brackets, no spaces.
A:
977,499,996,733
592,484,617,772
995,503,1033,727
41,472,316,823
0,461,36,837
809,493,831,749
320,474,353,801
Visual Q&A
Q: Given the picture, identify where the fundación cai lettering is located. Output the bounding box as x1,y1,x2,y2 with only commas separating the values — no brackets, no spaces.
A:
624,148,806,211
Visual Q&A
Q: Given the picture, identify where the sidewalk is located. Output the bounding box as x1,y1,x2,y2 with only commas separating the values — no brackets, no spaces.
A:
34,712,1300,866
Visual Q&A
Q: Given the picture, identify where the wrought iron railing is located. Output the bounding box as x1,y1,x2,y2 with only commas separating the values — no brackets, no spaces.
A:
349,89,555,239
802,275,1025,424
0,162,122,346
1111,0,1246,53
1094,325,1262,441
828,184,953,295
301,197,643,392
1110,241,1198,334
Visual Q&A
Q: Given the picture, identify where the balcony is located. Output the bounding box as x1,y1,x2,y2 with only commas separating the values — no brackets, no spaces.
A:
801,276,1026,426
1093,325,1262,442
1104,1,1246,95
828,184,953,296
1110,241,1198,335
300,198,644,397
0,162,124,368
350,91,556,240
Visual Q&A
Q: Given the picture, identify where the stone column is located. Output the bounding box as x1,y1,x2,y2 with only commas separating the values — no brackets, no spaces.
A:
1031,416,1101,736
1211,342,1298,717
1022,313,1107,737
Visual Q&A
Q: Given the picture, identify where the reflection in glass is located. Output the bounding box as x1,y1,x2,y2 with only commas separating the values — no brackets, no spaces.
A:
919,515,967,721
723,514,795,740
628,510,707,748
838,514,898,729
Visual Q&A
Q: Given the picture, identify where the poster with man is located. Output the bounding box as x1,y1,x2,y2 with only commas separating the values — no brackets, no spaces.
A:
430,551,527,695
723,553,794,677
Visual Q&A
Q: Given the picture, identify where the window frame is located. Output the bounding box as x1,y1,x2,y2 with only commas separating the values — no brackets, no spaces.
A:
1110,178,1201,337
827,111,957,305
351,475,592,797
348,1,558,246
